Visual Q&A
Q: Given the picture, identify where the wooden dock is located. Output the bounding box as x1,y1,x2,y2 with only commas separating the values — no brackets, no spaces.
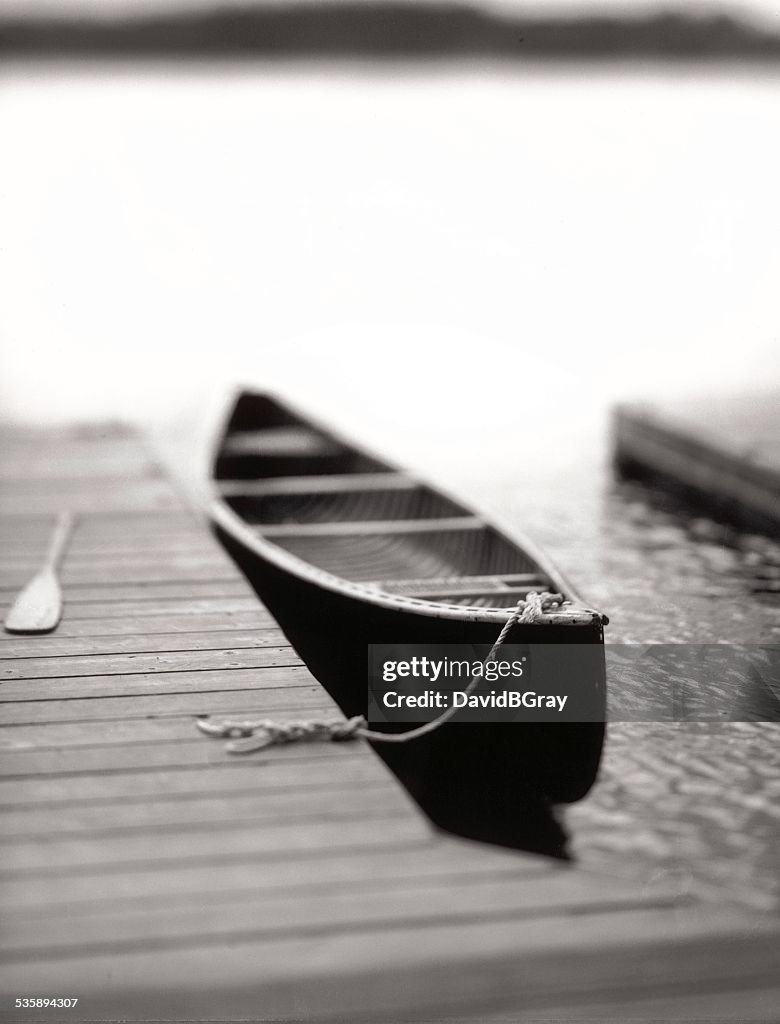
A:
614,392,780,532
1,423,779,1022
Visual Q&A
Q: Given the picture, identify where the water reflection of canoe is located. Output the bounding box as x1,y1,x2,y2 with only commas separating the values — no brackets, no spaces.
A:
209,390,608,857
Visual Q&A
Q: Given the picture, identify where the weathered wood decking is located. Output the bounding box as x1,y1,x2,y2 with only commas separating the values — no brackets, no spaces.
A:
1,424,778,1022
614,392,780,532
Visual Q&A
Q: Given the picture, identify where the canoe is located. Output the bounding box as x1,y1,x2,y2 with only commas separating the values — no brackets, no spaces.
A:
209,390,608,857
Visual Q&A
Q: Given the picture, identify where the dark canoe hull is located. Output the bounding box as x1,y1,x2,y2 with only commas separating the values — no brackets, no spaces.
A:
215,521,606,859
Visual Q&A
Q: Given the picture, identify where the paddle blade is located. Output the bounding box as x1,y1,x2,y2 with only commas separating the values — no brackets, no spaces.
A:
4,569,63,634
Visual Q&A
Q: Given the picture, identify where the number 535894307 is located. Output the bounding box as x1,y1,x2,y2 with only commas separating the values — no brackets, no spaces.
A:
15,999,78,1008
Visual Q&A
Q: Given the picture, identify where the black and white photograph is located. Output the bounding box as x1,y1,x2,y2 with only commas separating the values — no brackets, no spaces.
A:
0,0,778,1020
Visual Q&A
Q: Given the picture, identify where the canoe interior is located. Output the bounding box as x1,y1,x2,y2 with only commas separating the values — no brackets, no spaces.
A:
215,393,563,608
211,391,607,858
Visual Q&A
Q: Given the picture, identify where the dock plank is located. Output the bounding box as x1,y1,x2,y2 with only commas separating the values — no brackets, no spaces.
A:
3,907,777,1023
0,752,388,805
0,596,269,621
0,627,286,660
0,610,273,638
0,875,687,958
0,708,333,751
0,816,433,876
0,843,556,913
0,645,297,680
0,723,376,775
0,480,184,515
0,682,324,725
0,581,253,603
0,778,408,838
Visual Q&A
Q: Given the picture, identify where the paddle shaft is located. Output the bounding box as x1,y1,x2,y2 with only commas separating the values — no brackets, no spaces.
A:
41,511,74,572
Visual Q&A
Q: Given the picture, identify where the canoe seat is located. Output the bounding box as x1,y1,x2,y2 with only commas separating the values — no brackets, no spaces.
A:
408,591,549,609
216,443,388,481
365,573,551,596
221,427,340,458
365,573,553,606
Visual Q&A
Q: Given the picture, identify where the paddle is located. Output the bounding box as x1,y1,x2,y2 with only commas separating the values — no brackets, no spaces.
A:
4,512,75,634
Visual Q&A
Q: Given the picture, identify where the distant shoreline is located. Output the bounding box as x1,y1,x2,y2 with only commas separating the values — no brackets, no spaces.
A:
2,2,780,62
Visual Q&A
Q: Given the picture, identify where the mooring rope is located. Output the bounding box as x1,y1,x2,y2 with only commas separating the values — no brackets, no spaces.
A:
196,591,563,754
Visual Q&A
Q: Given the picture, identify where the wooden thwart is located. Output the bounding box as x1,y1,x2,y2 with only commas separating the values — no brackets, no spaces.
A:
259,516,483,539
218,472,415,497
367,572,548,593
221,428,339,458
